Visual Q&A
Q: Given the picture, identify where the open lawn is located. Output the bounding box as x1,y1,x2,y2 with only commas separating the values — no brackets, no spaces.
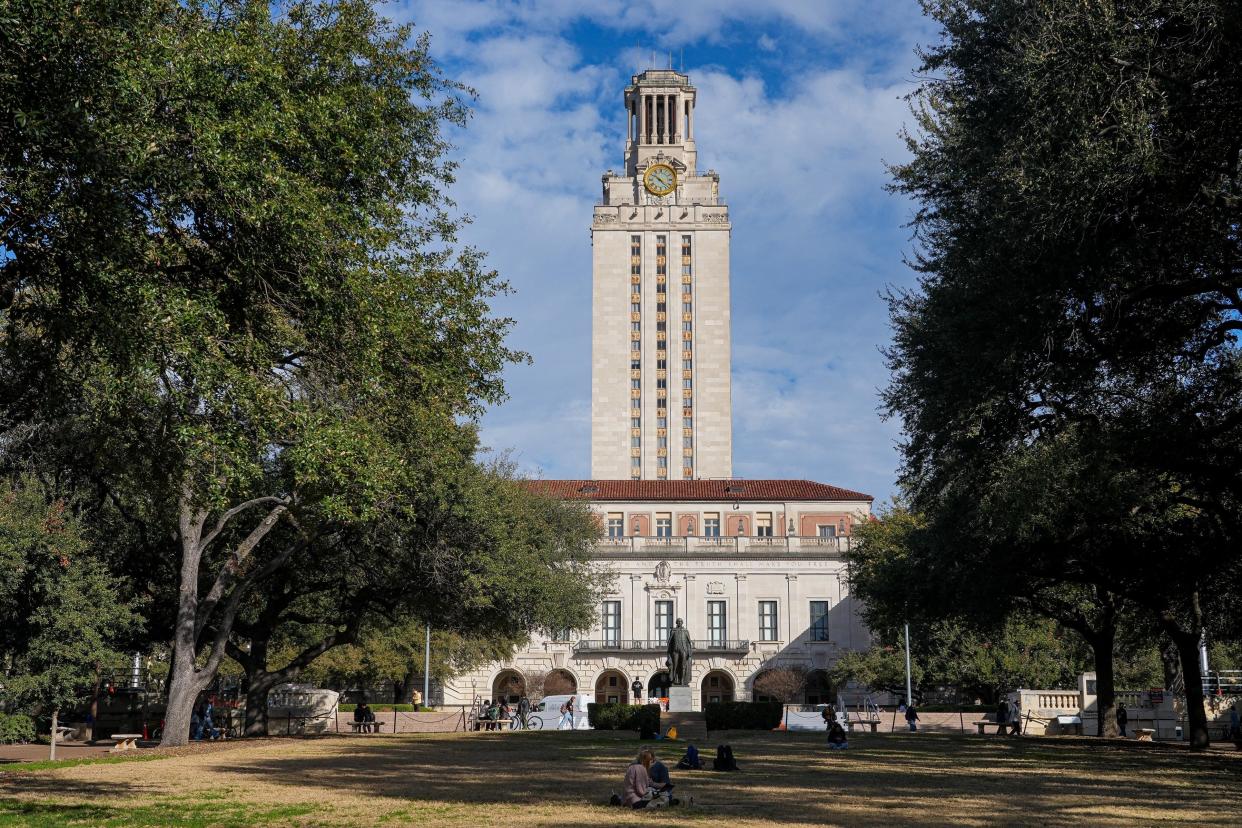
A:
1,730,1240,826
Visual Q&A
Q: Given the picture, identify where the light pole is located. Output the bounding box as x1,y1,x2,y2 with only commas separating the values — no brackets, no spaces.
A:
423,625,431,709
904,622,913,706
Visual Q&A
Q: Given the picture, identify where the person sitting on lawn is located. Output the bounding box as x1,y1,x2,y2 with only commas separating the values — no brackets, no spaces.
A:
676,744,702,770
827,720,849,750
649,753,676,803
610,748,667,809
713,744,739,771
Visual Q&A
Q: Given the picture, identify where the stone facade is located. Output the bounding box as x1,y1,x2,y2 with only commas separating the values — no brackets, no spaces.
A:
591,69,732,480
442,480,874,711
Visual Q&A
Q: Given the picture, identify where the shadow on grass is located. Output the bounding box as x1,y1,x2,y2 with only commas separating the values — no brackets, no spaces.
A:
0,792,316,828
6,732,1242,826
192,731,1242,824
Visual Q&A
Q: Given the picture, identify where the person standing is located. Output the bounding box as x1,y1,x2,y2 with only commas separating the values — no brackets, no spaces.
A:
517,696,530,730
632,678,644,703
995,699,1010,736
1116,703,1129,738
905,703,920,732
1228,704,1240,741
559,696,576,730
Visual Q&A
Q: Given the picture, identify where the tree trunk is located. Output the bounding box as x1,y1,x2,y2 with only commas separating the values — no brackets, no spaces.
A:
1090,623,1119,738
50,708,59,761
244,671,277,737
399,667,419,706
86,665,102,743
1169,627,1210,749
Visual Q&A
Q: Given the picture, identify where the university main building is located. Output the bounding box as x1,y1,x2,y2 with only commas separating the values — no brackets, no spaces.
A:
444,70,873,709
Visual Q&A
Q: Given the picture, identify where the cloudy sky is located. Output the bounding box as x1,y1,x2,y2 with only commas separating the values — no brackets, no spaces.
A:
394,0,939,503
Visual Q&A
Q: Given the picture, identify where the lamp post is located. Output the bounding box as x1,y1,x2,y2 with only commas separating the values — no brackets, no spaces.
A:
904,623,913,707
423,625,431,709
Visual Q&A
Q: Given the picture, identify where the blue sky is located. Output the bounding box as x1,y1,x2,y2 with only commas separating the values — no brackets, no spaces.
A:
393,0,939,503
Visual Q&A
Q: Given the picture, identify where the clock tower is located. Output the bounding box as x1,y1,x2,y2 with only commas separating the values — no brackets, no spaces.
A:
590,69,732,480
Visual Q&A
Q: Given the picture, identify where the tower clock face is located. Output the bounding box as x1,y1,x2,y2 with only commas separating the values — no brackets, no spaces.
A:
643,163,677,196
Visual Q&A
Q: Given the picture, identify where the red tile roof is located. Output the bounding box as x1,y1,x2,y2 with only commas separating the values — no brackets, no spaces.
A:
522,479,873,503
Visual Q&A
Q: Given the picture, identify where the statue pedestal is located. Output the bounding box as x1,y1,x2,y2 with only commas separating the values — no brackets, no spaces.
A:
667,685,695,713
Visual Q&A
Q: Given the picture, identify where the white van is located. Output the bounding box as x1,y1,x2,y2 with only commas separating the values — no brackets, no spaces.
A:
532,693,594,730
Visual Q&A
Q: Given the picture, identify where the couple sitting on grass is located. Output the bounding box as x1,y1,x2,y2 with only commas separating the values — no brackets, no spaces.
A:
611,748,678,809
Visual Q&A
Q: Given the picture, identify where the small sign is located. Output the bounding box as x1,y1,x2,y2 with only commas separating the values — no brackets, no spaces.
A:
1149,689,1164,704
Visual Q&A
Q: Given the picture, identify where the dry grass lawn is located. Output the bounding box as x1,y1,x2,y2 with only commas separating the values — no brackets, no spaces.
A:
2,730,1240,826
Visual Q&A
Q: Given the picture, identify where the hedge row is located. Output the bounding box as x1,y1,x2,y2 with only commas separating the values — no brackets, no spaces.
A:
704,701,783,731
0,713,36,744
587,703,661,734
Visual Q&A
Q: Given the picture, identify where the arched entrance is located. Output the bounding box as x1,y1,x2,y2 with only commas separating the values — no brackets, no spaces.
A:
594,669,629,704
805,670,834,706
544,668,577,696
700,670,735,706
648,671,671,701
492,669,525,704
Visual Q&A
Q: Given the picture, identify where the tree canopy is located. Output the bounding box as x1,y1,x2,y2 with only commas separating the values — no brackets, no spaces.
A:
0,0,591,744
883,0,1242,747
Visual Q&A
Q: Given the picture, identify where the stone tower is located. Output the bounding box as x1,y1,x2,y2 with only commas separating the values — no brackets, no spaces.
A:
590,69,733,480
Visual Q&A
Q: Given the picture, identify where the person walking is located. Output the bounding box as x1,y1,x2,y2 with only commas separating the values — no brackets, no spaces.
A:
1116,703,1128,738
905,703,920,732
1228,704,1240,741
517,696,530,730
559,696,576,730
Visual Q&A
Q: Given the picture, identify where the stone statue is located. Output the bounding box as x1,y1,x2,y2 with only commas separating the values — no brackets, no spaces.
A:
667,618,693,686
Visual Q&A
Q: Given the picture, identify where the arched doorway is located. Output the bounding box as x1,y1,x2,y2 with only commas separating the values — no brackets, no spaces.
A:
648,671,671,701
805,669,834,705
700,670,735,706
594,669,629,704
544,668,577,696
492,669,525,704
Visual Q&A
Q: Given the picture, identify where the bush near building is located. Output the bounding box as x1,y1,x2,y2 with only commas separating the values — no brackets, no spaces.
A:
704,702,784,731
586,703,660,734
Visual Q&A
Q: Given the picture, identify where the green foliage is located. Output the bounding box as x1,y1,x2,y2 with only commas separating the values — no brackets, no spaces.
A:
586,703,660,733
832,616,1089,703
702,702,783,731
0,478,141,714
0,713,36,744
884,0,1242,745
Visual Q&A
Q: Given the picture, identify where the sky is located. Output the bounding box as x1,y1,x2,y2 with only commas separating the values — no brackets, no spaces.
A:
392,0,940,504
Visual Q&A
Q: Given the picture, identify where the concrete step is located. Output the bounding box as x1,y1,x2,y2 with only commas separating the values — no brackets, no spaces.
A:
662,712,708,744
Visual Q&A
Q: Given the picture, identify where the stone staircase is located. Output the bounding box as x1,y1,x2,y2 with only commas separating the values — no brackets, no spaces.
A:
662,712,708,745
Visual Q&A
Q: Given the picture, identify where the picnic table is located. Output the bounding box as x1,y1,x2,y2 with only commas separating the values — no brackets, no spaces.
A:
110,733,142,752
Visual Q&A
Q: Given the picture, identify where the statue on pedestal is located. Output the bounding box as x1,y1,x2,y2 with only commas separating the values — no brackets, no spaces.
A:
667,618,693,686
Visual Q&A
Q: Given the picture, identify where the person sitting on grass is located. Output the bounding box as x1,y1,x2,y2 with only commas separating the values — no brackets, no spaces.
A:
827,720,849,750
610,748,668,809
712,744,739,771
676,744,702,770
649,753,677,803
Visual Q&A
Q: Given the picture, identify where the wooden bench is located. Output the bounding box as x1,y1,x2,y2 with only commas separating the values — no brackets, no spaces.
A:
847,720,881,733
347,721,386,733
973,720,1000,734
110,733,142,752
1134,727,1156,741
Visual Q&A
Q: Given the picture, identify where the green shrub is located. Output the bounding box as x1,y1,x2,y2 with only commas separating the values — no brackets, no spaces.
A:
704,701,783,731
587,703,660,733
0,713,36,744
337,704,416,712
